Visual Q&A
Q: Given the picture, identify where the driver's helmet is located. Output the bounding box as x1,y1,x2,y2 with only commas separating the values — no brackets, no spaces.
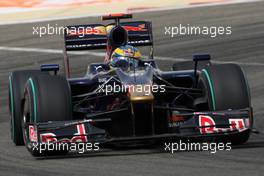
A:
110,45,141,69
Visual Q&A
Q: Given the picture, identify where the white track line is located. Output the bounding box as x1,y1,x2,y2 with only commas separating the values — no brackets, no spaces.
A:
0,46,105,56
0,46,263,67
0,0,261,25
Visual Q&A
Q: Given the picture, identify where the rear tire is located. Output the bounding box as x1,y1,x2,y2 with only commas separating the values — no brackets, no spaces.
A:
8,70,46,145
199,64,252,145
22,75,72,156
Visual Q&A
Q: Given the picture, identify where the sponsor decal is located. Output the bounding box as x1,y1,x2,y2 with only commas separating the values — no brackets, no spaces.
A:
229,119,246,132
123,24,147,32
40,124,88,143
169,114,185,122
168,113,185,127
106,24,147,33
199,115,216,134
29,125,37,142
71,124,88,143
40,133,57,143
199,115,247,134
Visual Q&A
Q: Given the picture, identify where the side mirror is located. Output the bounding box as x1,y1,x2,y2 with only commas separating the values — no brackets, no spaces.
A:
192,54,211,87
40,64,59,75
193,54,211,62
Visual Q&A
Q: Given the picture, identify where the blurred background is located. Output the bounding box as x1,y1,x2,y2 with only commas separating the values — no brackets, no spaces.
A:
0,0,264,176
0,0,258,24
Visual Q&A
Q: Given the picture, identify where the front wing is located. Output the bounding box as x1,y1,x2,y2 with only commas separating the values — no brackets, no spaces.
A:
27,108,252,146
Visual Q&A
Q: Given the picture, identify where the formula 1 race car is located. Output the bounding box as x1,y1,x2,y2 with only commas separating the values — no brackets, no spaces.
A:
8,14,253,156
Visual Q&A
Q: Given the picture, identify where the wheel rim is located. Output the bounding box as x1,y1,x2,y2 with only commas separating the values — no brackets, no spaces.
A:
22,93,32,149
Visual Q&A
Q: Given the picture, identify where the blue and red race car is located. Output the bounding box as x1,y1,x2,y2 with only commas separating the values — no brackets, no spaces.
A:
8,14,253,156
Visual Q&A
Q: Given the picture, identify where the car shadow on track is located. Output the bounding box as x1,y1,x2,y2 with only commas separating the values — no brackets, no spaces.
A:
36,144,167,160
232,140,264,150
35,138,264,160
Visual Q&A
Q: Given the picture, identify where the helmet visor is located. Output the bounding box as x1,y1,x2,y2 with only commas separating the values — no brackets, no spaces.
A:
111,56,139,70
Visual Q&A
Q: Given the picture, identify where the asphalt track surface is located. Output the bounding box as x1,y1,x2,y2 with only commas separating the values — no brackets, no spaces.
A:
0,1,264,176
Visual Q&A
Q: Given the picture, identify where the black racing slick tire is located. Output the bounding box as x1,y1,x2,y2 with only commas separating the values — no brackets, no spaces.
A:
22,75,72,156
199,64,252,145
8,70,46,145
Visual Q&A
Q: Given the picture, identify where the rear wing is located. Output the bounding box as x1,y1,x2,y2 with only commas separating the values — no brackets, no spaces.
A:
64,21,153,51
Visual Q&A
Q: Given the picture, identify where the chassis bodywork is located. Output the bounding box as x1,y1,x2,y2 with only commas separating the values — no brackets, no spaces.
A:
30,65,253,146
23,14,253,151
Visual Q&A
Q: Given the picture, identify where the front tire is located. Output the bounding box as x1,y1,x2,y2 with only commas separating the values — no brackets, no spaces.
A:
8,70,46,145
22,75,72,156
199,64,252,145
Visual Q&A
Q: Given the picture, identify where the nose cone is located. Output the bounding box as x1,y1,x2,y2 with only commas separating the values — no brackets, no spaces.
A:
115,66,154,102
128,85,154,102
